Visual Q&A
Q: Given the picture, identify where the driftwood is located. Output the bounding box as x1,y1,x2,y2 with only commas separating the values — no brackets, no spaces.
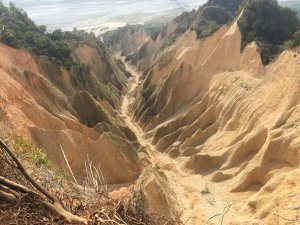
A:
0,139,88,224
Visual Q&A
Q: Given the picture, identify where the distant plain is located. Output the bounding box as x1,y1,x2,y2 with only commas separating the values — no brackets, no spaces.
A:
3,0,206,32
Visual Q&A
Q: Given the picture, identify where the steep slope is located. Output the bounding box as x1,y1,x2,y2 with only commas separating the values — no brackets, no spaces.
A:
1,0,300,224
0,38,144,184
104,0,300,224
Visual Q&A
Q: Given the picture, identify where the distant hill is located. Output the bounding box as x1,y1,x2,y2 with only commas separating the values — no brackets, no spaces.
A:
104,0,300,66
103,0,245,57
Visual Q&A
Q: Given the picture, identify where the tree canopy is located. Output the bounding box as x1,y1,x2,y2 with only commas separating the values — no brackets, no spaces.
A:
238,0,300,64
0,2,95,69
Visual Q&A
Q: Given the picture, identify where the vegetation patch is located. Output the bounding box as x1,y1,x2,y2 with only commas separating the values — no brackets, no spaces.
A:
284,30,300,49
71,63,91,85
0,2,68,66
159,0,245,52
9,136,71,184
0,2,97,72
238,0,300,64
12,136,50,167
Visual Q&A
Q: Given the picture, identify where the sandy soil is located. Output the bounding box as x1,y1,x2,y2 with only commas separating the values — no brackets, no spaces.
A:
81,22,127,36
113,17,300,224
119,63,243,225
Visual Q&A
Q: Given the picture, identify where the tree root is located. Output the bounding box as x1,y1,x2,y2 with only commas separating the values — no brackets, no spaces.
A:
43,201,88,224
0,189,17,202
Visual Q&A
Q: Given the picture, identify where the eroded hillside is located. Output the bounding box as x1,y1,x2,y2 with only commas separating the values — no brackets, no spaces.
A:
1,0,300,224
0,33,146,185
104,0,300,224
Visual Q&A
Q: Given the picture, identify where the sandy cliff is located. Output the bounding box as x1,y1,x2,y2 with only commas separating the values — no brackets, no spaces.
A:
107,16,300,224
0,41,144,184
1,1,300,223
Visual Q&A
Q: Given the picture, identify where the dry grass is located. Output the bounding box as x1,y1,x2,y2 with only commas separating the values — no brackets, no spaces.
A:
83,155,108,196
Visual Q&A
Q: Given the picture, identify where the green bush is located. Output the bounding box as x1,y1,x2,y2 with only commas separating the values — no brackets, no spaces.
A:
158,0,245,51
204,0,245,14
293,30,300,46
283,30,300,49
71,63,91,85
0,2,95,73
10,136,71,184
238,0,300,64
13,136,50,167
0,2,73,66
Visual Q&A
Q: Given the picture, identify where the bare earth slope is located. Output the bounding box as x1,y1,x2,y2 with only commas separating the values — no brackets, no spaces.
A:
1,4,300,224
0,41,144,184
109,17,300,224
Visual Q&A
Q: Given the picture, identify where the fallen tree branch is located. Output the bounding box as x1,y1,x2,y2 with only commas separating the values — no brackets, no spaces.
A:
43,201,88,224
0,189,17,202
0,140,55,202
0,184,20,199
0,175,34,194
0,153,16,168
0,139,88,224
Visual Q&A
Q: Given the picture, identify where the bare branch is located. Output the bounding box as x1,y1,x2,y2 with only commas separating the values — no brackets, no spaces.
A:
84,155,107,194
0,140,56,202
0,189,17,202
0,139,88,224
0,176,37,196
60,145,78,185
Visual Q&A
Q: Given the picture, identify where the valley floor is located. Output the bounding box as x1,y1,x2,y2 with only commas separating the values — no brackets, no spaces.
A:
119,63,242,225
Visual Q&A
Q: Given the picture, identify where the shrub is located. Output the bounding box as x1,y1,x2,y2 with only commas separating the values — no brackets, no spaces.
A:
0,2,95,74
293,30,300,46
13,136,50,167
283,30,300,49
201,6,232,24
157,0,246,52
71,63,91,85
238,0,300,64
204,0,245,14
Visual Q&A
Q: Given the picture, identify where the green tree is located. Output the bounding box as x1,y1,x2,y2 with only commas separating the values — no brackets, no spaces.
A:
48,29,64,40
238,0,300,64
293,30,300,46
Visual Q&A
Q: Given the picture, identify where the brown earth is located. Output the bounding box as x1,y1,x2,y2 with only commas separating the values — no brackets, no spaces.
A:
1,10,300,224
109,17,300,224
0,41,144,184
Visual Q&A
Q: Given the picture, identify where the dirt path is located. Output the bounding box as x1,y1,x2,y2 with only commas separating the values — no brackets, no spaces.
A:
119,63,237,225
